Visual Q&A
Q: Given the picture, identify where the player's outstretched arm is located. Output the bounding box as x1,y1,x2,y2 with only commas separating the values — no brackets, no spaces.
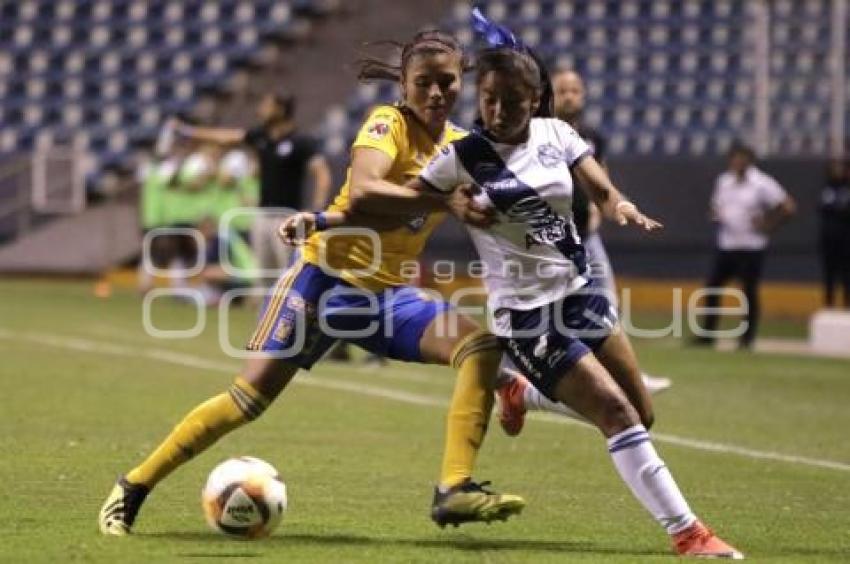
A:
277,210,414,244
278,211,341,244
573,156,662,232
171,117,246,146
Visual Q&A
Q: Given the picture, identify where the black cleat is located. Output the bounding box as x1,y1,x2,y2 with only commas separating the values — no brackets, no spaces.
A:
98,477,150,536
430,479,525,528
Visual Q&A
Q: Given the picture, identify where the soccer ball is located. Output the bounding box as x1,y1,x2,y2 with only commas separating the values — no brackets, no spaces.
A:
202,456,287,539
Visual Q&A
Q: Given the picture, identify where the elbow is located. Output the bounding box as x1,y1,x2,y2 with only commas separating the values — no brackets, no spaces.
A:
347,183,372,212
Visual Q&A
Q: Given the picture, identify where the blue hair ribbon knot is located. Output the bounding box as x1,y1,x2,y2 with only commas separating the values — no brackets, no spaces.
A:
471,6,524,50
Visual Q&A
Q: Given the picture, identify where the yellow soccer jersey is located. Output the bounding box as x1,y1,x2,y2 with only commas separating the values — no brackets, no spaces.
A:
301,104,467,291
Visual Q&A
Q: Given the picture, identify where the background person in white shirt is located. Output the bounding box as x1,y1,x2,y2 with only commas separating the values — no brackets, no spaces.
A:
696,142,796,349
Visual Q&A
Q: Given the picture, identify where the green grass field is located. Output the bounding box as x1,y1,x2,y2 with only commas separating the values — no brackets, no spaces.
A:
1,279,849,563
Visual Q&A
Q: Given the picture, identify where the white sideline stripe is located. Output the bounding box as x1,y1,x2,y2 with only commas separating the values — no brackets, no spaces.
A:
525,412,850,472
0,329,449,407
1,328,848,473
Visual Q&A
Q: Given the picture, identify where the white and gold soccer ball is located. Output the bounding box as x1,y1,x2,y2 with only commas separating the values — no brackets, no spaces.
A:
202,457,287,539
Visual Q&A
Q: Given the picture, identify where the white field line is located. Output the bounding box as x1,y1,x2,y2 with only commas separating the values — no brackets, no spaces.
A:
1,328,848,473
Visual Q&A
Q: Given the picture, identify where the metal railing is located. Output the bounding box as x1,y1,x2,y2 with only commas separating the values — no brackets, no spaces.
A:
31,146,87,214
0,157,33,240
0,145,87,243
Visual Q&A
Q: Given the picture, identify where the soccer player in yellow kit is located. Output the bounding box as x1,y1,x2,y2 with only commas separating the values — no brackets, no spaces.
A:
98,30,523,535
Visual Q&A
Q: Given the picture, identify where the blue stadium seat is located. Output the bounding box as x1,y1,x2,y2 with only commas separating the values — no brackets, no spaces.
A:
0,0,324,175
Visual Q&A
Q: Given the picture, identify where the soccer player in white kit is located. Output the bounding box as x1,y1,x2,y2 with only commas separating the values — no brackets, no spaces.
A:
410,46,743,558
494,68,672,438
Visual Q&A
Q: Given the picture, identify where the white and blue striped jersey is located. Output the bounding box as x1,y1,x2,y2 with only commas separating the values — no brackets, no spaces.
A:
420,117,592,320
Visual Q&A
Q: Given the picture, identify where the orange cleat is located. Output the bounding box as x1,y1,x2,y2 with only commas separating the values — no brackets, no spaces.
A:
673,520,744,559
497,372,529,437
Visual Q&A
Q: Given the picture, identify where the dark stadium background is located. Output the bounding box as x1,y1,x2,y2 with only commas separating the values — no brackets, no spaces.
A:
0,0,846,300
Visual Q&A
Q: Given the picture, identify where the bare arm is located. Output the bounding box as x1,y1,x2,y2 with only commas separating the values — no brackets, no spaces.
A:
571,163,603,233
756,195,796,234
172,118,245,146
277,209,410,245
709,177,722,222
347,147,448,214
572,156,662,231
307,155,333,209
587,202,602,233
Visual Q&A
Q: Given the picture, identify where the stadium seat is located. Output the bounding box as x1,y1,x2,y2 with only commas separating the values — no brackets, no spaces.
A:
614,107,632,128
324,106,348,132
521,27,541,47
160,3,182,23
0,0,328,171
62,104,84,128
519,2,540,22
728,106,747,128
236,3,256,23
24,104,43,127
2,0,835,172
166,28,185,49
108,131,128,152
663,133,681,154
55,1,75,21
175,81,195,102
0,130,18,153
324,134,346,156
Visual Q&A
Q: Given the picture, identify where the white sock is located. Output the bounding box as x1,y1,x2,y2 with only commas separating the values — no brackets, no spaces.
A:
607,424,697,535
522,381,585,420
170,258,188,289
137,261,153,292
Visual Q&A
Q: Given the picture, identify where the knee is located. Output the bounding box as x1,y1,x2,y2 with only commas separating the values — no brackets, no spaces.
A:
449,330,500,369
599,395,641,436
241,361,297,401
630,390,655,429
640,407,655,430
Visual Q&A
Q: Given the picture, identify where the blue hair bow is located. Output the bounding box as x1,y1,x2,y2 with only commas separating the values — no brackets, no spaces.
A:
471,6,524,50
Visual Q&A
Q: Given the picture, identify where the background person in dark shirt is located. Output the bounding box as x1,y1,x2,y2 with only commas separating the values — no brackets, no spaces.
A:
172,92,332,281
551,69,614,293
820,158,850,308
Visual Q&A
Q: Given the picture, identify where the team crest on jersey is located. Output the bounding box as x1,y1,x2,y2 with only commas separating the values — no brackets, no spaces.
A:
367,121,390,140
272,318,293,342
537,143,565,168
286,295,305,311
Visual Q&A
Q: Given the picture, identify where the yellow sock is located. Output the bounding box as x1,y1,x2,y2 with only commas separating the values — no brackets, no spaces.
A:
126,377,269,488
439,330,501,489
